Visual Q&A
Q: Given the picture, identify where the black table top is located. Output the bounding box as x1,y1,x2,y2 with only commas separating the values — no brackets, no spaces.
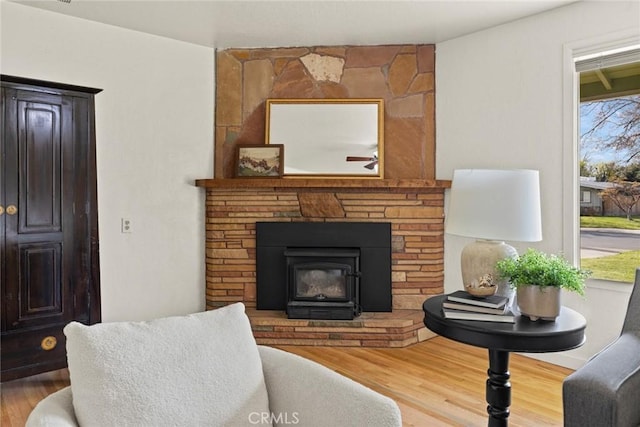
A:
423,294,587,353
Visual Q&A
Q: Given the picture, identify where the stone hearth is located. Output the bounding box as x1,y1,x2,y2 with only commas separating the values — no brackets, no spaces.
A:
248,308,434,347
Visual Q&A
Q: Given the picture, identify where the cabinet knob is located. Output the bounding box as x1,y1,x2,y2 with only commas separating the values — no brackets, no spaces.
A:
0,205,3,216
41,336,57,351
6,205,17,215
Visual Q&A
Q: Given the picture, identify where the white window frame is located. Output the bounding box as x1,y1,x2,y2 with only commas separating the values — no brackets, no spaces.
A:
561,30,640,267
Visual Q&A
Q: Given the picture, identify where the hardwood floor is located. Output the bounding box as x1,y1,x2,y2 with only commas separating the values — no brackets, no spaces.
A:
1,367,70,426
1,336,572,426
282,337,572,427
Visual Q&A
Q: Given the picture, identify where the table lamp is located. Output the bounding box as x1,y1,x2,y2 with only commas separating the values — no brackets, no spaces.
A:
446,169,542,299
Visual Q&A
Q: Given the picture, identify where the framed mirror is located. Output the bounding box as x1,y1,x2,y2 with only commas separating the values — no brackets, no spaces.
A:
266,99,384,177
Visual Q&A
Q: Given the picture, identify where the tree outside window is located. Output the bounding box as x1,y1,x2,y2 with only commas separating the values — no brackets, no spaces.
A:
579,92,640,284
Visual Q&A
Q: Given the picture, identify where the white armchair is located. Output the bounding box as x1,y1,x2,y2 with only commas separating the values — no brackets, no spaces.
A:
26,304,401,427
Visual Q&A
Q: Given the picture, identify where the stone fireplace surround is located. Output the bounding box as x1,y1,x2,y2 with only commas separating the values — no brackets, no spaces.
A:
198,43,449,347
196,178,450,347
215,44,437,180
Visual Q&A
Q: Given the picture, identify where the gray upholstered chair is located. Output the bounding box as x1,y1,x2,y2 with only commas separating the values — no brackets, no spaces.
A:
563,267,640,427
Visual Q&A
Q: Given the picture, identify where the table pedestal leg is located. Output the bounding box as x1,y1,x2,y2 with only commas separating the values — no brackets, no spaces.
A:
486,350,511,427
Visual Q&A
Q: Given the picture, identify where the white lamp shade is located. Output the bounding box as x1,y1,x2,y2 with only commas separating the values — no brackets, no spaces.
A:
446,169,542,242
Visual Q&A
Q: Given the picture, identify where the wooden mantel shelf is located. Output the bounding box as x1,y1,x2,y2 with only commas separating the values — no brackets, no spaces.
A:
195,178,451,190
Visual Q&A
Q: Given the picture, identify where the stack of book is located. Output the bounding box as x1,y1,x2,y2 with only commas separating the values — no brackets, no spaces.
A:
442,290,515,323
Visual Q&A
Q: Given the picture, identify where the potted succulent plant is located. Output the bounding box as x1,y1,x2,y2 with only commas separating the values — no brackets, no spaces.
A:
495,248,590,321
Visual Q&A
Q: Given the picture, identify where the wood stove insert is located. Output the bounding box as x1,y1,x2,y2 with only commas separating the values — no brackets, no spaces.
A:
256,222,391,319
285,248,361,320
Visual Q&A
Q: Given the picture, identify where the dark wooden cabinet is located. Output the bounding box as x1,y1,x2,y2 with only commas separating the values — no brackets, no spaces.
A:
1,76,101,381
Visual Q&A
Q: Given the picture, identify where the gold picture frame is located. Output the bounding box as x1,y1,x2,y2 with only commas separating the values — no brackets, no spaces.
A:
266,99,384,178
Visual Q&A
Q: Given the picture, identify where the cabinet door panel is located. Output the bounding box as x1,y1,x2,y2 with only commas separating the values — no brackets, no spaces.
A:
20,242,63,319
19,101,62,233
3,91,72,332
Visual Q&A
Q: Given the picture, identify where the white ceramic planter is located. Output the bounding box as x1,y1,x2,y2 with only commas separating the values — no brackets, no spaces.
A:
516,285,561,321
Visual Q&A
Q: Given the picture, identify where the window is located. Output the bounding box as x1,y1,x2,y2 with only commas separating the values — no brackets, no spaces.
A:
575,46,640,284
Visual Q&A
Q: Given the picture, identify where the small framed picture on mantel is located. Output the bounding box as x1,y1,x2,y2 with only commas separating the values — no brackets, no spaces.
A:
235,144,284,178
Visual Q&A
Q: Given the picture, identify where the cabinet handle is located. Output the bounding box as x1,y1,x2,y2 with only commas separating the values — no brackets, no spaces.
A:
6,205,17,215
0,205,4,216
41,336,57,351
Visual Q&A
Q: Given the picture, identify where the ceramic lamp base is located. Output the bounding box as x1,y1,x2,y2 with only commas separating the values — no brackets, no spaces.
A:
461,240,517,300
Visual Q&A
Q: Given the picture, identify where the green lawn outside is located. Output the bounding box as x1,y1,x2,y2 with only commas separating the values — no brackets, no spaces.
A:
580,216,640,230
581,250,640,283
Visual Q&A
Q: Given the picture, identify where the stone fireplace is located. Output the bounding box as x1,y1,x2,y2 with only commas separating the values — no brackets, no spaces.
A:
196,43,449,347
195,178,449,347
256,222,392,320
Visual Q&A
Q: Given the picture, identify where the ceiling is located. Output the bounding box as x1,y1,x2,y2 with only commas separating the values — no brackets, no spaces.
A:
11,0,578,48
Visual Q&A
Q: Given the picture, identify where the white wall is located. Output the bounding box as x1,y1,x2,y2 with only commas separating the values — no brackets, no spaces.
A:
1,2,214,322
436,0,639,368
2,0,637,367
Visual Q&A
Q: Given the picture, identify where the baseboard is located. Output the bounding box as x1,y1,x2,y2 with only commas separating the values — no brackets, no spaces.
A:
520,351,586,370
